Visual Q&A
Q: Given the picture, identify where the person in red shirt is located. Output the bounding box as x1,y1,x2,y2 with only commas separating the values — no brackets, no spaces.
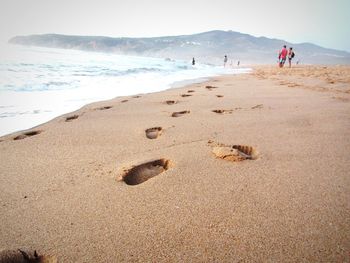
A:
278,45,288,68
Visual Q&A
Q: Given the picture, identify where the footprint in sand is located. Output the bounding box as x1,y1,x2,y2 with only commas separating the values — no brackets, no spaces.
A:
187,90,195,93
181,94,192,97
332,96,350,102
216,95,224,98
251,104,263,109
121,99,129,103
13,130,42,141
171,111,190,117
208,141,258,162
65,115,79,122
0,249,57,263
145,127,163,139
165,100,177,105
96,106,113,110
279,81,289,86
206,85,218,90
132,95,141,98
212,109,233,114
287,83,301,87
118,159,171,185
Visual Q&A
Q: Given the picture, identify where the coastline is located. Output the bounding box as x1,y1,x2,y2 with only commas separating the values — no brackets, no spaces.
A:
1,41,250,138
0,65,349,262
0,68,251,138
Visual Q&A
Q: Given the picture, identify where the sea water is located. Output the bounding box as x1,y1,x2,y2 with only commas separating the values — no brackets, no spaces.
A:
0,43,250,136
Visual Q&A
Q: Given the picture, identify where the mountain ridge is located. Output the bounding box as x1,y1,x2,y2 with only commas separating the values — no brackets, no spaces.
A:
9,30,350,65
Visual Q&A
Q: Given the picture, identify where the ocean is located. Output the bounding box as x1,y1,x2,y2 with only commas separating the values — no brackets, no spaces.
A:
0,43,250,136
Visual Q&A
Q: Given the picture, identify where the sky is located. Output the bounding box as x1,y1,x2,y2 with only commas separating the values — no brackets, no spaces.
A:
1,0,349,52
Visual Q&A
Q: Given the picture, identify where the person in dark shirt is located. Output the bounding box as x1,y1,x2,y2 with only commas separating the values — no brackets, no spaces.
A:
288,47,295,68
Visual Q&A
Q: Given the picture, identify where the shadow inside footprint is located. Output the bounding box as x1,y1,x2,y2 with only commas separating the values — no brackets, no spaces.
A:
120,159,171,185
206,85,218,90
216,95,224,98
96,106,112,110
187,90,195,93
121,100,128,103
209,141,258,162
251,104,263,109
165,100,177,105
171,111,190,117
181,94,192,97
212,109,233,114
65,115,79,122
145,127,163,139
14,130,42,141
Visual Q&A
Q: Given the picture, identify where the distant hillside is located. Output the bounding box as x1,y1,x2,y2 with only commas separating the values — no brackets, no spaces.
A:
9,30,350,65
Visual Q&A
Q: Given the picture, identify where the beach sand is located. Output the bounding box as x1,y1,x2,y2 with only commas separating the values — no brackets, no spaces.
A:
0,65,349,262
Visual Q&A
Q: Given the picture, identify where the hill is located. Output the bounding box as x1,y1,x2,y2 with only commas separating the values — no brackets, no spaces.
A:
9,30,350,65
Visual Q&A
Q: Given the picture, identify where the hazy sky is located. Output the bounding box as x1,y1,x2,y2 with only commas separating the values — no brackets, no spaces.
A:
1,0,349,52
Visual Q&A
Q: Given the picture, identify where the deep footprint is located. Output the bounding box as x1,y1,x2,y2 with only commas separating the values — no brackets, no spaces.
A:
121,99,128,103
209,141,258,162
212,109,233,114
187,90,195,93
0,249,57,263
13,130,42,141
120,159,171,185
65,115,79,122
145,127,163,139
181,94,192,97
171,111,190,117
216,95,224,98
165,100,177,105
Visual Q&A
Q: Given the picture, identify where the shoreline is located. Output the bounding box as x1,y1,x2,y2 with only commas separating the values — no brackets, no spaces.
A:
0,65,349,262
0,69,250,138
1,42,252,138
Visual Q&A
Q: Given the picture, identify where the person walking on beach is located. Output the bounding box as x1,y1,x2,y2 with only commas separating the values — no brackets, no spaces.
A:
192,57,195,66
224,55,228,67
288,47,295,68
278,45,288,68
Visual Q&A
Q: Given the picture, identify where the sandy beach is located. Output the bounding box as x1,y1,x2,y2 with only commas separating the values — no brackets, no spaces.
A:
0,65,349,262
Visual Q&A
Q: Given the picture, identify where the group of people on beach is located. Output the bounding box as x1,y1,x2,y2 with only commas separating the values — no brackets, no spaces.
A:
278,45,295,68
193,46,295,68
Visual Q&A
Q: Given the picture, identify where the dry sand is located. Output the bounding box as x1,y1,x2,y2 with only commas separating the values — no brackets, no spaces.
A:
0,65,349,262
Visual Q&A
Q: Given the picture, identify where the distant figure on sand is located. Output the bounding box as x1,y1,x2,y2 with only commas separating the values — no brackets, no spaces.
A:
224,55,228,67
237,60,240,67
278,45,288,68
288,47,295,68
192,57,195,66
